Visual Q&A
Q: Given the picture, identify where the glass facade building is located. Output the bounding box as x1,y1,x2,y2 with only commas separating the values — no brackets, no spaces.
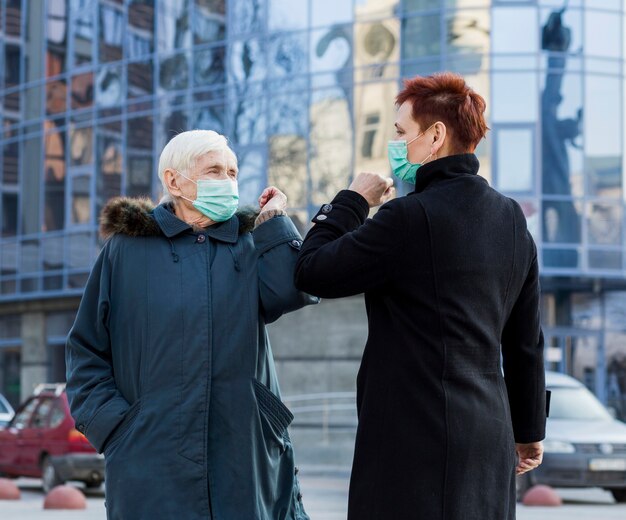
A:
0,0,625,413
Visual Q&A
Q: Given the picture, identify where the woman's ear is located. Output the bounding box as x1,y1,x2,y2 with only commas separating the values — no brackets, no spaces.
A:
432,121,447,154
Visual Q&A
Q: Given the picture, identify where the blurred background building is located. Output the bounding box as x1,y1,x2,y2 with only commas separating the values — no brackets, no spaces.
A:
0,0,625,429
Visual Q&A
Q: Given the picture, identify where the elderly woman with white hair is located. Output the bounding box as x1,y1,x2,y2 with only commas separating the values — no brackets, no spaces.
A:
65,130,317,520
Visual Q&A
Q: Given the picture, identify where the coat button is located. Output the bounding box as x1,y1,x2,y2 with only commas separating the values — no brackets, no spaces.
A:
196,235,206,243
77,423,85,433
290,239,301,248
316,215,327,221
321,204,332,213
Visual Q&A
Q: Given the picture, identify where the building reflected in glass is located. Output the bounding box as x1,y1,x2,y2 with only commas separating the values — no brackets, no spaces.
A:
0,0,625,414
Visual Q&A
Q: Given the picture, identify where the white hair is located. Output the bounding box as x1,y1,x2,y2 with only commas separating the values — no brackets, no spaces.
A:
157,129,237,203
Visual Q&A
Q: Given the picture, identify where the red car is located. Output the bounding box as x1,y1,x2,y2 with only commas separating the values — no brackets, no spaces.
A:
0,383,104,492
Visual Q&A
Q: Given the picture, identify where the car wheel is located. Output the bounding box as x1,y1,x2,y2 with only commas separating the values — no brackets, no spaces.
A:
610,489,626,503
516,473,533,502
41,456,63,494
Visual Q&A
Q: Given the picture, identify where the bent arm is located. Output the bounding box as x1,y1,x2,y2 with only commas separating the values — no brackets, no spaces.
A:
501,241,547,444
254,215,319,324
295,190,407,298
65,245,130,453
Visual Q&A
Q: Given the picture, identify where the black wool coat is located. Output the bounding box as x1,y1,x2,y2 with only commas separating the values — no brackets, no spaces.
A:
295,154,546,520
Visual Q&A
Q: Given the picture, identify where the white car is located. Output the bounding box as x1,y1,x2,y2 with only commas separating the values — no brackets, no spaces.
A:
517,371,626,503
0,393,14,427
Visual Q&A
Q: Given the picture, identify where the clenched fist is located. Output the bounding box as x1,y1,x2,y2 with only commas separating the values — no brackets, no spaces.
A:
258,186,287,213
349,173,395,208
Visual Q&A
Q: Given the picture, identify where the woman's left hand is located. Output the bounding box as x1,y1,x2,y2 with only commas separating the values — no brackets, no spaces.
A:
258,187,288,213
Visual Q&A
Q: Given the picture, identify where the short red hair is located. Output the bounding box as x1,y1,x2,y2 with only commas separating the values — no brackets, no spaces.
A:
396,72,488,153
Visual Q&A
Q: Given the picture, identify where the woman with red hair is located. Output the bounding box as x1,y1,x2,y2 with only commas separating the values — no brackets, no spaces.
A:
295,72,546,519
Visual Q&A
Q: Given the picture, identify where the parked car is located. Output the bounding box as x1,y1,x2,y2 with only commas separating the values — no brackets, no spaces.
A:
0,393,14,427
517,371,626,503
0,383,104,492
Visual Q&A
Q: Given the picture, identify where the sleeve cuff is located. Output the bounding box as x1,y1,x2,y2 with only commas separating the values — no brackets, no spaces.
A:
311,190,369,227
252,215,302,255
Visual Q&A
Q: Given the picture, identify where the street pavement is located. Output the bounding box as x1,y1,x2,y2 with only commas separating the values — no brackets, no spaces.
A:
1,473,626,519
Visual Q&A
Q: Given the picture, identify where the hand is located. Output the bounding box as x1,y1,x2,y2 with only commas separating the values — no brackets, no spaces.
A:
515,442,543,475
348,173,395,208
258,186,287,213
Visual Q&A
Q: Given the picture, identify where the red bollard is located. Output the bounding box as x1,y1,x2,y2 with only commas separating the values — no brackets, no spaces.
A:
43,485,87,510
0,478,20,500
522,484,563,506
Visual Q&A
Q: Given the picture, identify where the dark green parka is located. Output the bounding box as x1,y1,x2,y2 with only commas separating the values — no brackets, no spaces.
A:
66,198,318,520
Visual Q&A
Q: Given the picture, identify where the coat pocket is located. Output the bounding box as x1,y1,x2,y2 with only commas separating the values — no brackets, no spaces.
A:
103,399,141,456
253,379,294,450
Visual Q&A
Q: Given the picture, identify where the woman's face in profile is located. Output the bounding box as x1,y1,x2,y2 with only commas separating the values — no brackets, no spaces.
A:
394,100,433,164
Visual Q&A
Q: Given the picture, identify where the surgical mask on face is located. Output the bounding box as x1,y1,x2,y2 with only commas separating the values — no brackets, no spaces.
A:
176,171,239,223
388,127,434,184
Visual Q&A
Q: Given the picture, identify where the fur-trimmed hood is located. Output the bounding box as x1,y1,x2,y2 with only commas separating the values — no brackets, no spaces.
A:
99,197,258,239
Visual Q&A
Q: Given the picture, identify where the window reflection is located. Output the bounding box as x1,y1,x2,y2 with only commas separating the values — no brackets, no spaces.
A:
157,0,190,52
269,95,307,137
71,175,91,225
543,200,581,245
495,127,533,192
585,10,620,60
310,90,352,205
68,233,93,269
71,73,94,110
446,9,489,74
354,21,399,81
402,15,440,59
269,136,307,208
492,7,538,54
126,156,153,198
159,53,189,91
312,0,352,27
193,103,225,134
492,73,537,123
230,0,265,36
20,240,40,276
229,39,266,83
193,0,226,44
1,194,18,237
404,0,440,11
270,33,308,79
72,0,94,65
96,65,124,107
268,0,308,31
128,60,154,97
46,80,67,115
0,241,18,276
230,84,266,145
97,135,123,216
587,203,622,246
194,45,226,87
47,0,68,76
99,4,124,62
44,127,66,232
5,0,22,38
589,250,622,271
236,149,265,207
128,0,154,59
69,126,93,166
42,236,64,273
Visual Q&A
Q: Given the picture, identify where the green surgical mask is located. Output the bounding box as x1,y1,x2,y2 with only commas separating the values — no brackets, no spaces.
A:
388,127,434,184
177,172,239,223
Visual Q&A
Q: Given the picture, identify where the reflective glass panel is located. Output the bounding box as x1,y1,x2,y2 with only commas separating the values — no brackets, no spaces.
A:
543,247,579,269
99,4,124,62
230,0,265,36
193,0,226,44
585,10,620,59
96,65,125,107
71,72,94,110
446,9,489,60
237,149,266,207
194,45,226,87
69,126,93,166
269,135,307,208
404,0,440,11
402,15,440,58
310,90,352,205
588,250,621,271
47,0,68,76
126,155,153,198
46,80,67,115
72,0,95,66
585,76,621,158
4,44,21,88
492,7,538,54
20,240,40,275
492,73,538,123
229,38,266,83
157,0,191,52
42,236,64,272
128,60,154,98
128,0,155,58
587,202,622,246
230,84,266,145
44,129,66,232
311,26,352,74
543,200,581,245
269,95,307,137
71,175,91,225
5,0,21,38
354,20,400,82
312,0,353,27
586,156,621,199
495,128,533,192
0,240,18,275
1,194,18,237
68,232,93,269
97,135,123,215
159,53,190,91
268,0,308,31
193,102,226,134
270,33,308,78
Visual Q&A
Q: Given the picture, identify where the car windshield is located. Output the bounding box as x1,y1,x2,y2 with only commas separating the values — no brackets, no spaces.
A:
548,386,613,421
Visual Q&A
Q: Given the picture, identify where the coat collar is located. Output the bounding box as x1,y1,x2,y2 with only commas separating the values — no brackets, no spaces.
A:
410,153,481,194
153,204,239,243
